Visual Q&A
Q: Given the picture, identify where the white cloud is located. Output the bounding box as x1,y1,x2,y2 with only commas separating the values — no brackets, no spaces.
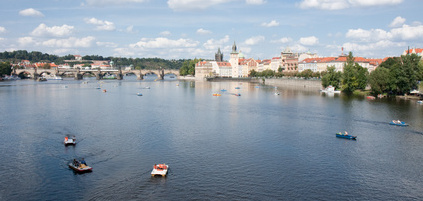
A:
42,37,96,48
342,40,405,52
203,35,230,50
160,31,172,36
126,25,134,33
197,28,212,35
31,23,74,37
0,26,6,33
299,0,403,10
167,0,232,11
129,37,199,49
18,37,35,46
244,36,265,45
19,8,44,17
349,0,403,6
85,18,115,31
96,41,118,48
391,25,423,40
261,20,279,27
84,0,147,6
290,44,308,52
271,37,292,43
246,0,266,5
299,36,319,46
389,16,406,28
346,28,392,42
347,23,423,42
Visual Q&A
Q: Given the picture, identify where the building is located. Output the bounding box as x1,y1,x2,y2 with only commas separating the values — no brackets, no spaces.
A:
298,55,384,73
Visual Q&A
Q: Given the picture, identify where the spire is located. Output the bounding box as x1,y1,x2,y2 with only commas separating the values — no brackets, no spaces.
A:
232,41,237,53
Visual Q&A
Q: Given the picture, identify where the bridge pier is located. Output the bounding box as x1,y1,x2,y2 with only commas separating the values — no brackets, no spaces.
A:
117,73,123,80
33,73,40,80
137,74,143,80
74,73,83,80
96,73,103,80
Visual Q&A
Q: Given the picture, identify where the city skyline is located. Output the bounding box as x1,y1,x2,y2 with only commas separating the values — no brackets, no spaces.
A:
0,0,422,60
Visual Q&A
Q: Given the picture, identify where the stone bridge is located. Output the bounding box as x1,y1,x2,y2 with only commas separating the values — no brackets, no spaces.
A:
14,68,180,80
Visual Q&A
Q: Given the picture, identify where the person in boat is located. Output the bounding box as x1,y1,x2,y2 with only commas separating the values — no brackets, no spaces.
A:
73,159,79,167
72,136,76,142
65,136,68,141
344,131,348,135
154,164,157,169
80,158,87,165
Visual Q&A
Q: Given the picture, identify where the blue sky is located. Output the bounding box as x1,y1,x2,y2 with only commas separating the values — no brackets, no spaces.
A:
0,0,422,60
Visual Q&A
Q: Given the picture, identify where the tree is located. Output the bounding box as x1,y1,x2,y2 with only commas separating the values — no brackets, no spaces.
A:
0,62,12,76
342,52,369,94
369,67,391,95
300,69,313,79
321,66,342,89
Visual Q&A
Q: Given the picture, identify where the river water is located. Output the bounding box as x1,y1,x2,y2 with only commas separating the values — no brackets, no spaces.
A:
0,76,422,200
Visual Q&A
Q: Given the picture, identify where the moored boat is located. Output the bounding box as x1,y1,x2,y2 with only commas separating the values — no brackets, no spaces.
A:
137,93,143,96
389,120,408,126
336,132,357,140
69,159,92,173
321,85,341,94
213,93,221,96
151,164,168,176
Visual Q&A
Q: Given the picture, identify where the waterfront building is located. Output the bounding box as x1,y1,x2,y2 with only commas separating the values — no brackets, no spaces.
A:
402,48,423,60
281,47,299,73
298,55,384,73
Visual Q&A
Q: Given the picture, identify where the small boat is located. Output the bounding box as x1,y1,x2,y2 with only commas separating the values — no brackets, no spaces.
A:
144,86,150,89
213,93,221,96
37,77,47,82
336,132,357,140
234,93,241,96
221,89,227,92
64,136,76,145
417,100,423,104
151,164,168,176
103,89,107,93
69,159,92,173
389,120,408,126
366,96,376,100
235,87,240,89
137,93,143,96
321,85,341,94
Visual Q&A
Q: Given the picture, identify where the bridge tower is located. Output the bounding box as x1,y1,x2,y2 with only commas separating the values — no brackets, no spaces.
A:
33,67,40,80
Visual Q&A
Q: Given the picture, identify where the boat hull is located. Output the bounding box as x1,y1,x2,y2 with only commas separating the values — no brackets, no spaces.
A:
69,163,92,173
151,164,168,176
389,122,408,126
336,133,357,140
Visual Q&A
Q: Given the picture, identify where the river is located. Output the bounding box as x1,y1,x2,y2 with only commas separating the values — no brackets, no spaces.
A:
0,76,422,200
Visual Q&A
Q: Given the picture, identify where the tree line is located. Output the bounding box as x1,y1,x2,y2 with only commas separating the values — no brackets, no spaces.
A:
0,50,195,74
320,52,423,96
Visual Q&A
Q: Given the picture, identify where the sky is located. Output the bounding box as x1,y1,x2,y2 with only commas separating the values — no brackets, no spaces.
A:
0,0,422,60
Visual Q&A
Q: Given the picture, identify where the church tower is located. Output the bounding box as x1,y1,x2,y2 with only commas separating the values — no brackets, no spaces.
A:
230,41,239,77
215,48,223,62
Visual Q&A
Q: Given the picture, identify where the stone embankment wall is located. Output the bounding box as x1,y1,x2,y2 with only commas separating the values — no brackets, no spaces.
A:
261,78,322,90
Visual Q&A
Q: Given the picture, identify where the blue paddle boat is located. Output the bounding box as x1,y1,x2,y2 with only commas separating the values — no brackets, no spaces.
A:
389,120,408,126
336,132,357,140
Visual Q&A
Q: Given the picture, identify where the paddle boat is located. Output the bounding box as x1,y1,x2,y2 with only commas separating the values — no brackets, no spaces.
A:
234,93,241,96
336,132,357,140
69,158,92,173
151,164,168,176
221,89,227,92
137,93,143,96
389,120,408,126
213,93,221,96
64,136,76,145
235,87,240,89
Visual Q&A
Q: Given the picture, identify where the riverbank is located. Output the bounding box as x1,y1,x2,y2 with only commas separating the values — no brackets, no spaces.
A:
261,78,322,91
